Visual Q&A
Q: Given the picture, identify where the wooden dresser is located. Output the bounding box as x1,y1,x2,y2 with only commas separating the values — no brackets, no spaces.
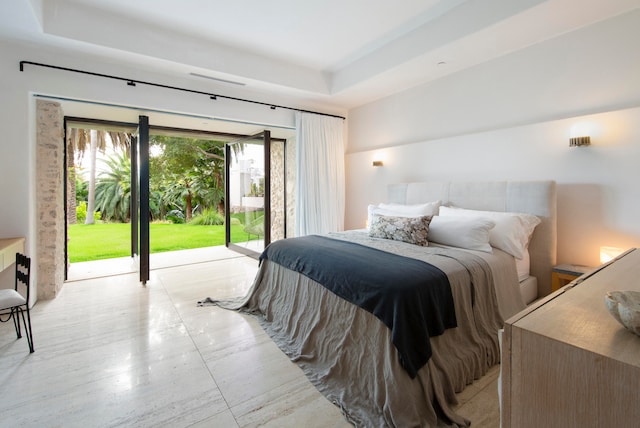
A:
501,248,640,428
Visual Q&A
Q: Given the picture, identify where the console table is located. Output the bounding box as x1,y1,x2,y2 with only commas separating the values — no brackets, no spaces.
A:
0,237,25,273
501,248,640,427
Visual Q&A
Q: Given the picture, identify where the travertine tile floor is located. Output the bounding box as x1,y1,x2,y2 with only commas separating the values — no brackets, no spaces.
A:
0,247,499,427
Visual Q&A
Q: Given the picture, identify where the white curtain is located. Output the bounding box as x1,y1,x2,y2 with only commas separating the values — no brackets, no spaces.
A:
295,111,345,236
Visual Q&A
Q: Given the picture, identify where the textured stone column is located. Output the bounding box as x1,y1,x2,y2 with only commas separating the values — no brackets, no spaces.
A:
270,140,286,241
36,99,65,300
286,137,296,237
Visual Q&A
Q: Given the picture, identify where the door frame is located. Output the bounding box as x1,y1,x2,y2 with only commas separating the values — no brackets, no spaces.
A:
136,115,151,284
62,116,280,278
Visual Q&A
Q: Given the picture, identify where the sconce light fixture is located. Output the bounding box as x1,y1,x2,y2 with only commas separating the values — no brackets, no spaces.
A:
372,160,384,167
569,136,591,147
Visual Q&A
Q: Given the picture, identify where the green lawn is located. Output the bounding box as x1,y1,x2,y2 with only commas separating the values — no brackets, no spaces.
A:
68,222,249,262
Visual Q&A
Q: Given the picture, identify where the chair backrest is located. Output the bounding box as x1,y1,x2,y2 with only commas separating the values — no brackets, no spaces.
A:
15,253,31,301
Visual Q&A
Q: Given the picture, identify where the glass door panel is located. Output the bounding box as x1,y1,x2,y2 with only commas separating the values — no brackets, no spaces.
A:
225,132,270,257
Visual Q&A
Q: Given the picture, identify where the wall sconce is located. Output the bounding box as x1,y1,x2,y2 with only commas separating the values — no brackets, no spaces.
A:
600,246,624,264
372,160,384,167
569,136,591,147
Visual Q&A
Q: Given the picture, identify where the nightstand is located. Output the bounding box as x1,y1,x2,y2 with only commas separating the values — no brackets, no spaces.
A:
551,264,593,291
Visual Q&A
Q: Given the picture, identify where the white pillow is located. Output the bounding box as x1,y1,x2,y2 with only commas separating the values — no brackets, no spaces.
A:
438,206,541,259
428,216,495,253
377,201,441,216
367,201,440,229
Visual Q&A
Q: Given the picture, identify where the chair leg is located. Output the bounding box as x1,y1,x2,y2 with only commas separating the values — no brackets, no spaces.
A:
12,307,22,339
19,308,34,353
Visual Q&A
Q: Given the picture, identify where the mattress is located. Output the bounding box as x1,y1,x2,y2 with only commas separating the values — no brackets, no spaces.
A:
519,275,538,305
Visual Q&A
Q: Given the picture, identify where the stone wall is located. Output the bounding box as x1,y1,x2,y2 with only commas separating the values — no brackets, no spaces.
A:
269,137,297,240
36,99,65,300
270,140,285,241
285,137,296,237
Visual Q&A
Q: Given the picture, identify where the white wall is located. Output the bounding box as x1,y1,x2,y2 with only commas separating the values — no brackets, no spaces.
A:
0,38,344,292
348,9,640,152
346,10,640,268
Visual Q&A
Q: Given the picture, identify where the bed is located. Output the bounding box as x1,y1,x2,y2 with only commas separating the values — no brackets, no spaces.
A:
206,180,557,427
386,181,557,302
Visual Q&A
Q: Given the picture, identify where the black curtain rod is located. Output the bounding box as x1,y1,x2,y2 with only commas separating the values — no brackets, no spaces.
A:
20,60,345,120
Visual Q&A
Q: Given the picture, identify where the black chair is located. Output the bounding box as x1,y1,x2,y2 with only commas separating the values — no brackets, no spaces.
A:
0,253,34,353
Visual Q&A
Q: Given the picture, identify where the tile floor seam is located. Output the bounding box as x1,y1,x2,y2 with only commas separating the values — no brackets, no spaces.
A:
155,261,237,422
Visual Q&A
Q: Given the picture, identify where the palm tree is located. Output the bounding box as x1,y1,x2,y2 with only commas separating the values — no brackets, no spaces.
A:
150,135,229,219
161,173,197,222
85,129,100,224
66,128,131,224
95,152,131,222
66,128,88,225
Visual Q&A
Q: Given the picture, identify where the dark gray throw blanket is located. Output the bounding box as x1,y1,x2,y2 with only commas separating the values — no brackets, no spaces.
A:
259,234,457,378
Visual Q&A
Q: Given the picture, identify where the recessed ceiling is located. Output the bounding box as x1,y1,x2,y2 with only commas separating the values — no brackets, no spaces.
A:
2,0,639,110
69,0,453,72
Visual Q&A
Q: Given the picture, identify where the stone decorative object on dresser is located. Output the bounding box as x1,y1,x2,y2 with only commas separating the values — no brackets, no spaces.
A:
605,290,640,336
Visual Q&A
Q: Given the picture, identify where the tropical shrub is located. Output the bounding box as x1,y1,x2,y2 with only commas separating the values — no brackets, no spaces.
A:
75,173,88,204
166,209,185,224
76,201,101,223
189,208,224,225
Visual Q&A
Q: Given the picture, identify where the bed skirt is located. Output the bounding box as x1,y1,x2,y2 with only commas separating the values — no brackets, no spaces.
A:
240,260,503,427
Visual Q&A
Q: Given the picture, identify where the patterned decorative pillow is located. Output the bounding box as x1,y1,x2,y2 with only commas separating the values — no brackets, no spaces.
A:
368,214,432,246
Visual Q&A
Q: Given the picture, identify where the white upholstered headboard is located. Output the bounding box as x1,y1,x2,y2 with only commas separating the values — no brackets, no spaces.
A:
388,181,557,297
